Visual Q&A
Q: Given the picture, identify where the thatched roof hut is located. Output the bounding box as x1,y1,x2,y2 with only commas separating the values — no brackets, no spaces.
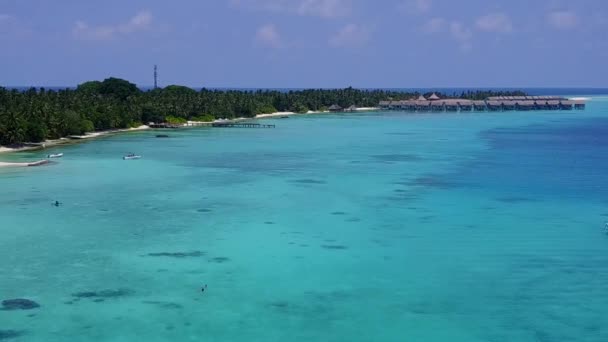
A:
428,93,440,101
328,104,343,112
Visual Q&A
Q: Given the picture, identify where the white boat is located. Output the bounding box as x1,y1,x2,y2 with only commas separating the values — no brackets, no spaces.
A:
123,154,141,160
47,153,63,158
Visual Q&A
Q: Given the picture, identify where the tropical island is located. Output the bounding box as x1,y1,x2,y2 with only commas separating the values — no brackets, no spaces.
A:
0,77,532,147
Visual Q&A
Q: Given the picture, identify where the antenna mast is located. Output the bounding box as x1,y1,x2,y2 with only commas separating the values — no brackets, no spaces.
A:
154,65,158,89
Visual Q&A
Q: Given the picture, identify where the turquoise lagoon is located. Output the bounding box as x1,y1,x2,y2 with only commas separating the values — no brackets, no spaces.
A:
1,99,608,341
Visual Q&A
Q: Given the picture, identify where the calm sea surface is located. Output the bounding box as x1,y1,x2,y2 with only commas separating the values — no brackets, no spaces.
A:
1,97,608,341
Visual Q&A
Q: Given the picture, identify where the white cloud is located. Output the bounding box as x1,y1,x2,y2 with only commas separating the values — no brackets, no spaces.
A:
450,22,472,41
421,18,472,51
231,0,350,18
73,10,153,41
0,14,32,39
414,0,432,13
397,0,432,14
328,24,370,48
476,13,513,33
255,24,281,48
297,0,347,18
547,10,579,30
450,22,473,52
422,17,445,33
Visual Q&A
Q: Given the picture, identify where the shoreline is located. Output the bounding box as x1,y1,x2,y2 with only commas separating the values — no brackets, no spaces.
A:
0,160,50,168
0,125,150,155
255,107,378,119
1,107,379,159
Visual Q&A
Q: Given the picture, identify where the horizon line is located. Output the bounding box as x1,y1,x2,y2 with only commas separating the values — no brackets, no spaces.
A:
4,85,608,90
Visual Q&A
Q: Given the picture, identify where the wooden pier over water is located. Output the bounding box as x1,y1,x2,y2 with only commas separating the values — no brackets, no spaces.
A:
150,121,276,129
211,122,275,128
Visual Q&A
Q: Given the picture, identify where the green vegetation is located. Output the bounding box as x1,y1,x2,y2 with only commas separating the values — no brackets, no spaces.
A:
191,114,215,122
0,77,528,145
165,116,187,125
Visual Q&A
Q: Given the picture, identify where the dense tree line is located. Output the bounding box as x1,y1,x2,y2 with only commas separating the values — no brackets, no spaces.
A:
0,77,527,145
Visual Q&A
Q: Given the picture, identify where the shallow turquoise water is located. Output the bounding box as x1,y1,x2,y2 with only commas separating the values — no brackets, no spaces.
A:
2,100,608,341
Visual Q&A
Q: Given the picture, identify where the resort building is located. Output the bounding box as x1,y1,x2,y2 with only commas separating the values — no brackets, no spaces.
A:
329,104,343,112
378,94,586,113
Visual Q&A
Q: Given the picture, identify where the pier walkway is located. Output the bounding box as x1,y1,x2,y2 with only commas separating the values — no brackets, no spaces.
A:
150,121,275,129
211,122,275,128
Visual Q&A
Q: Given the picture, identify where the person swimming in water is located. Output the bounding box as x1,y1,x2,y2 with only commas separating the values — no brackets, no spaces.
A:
53,201,61,207
201,284,207,292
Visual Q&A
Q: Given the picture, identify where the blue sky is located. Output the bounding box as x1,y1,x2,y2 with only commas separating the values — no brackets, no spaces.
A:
1,0,606,88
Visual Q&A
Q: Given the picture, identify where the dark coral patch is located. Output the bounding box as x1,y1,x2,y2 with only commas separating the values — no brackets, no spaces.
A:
1,299,40,310
270,301,289,309
371,154,421,162
72,289,134,299
496,197,537,203
209,257,230,263
0,330,24,340
408,176,452,189
321,245,348,250
290,179,327,185
142,301,183,309
147,251,205,258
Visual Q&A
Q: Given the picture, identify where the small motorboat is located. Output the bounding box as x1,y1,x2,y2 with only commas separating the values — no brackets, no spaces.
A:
156,134,170,138
123,154,142,160
47,153,63,158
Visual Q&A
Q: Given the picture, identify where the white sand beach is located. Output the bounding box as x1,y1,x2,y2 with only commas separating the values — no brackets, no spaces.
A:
255,107,378,119
0,125,150,154
0,160,50,168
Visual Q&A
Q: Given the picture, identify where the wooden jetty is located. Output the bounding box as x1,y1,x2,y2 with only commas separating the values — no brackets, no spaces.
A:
211,122,275,128
149,123,182,129
149,121,275,129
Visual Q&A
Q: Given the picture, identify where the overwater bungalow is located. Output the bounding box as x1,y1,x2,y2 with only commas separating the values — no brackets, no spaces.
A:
431,101,444,111
472,100,485,111
428,93,441,101
405,101,417,111
416,101,431,112
502,101,515,111
535,101,549,110
516,100,535,111
344,105,358,112
458,100,473,111
389,101,401,110
378,95,585,113
487,101,502,111
329,104,343,112
547,100,560,110
442,99,458,112
559,100,574,110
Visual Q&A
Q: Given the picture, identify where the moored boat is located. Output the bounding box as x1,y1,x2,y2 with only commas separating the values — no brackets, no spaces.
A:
123,154,142,160
47,153,63,158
